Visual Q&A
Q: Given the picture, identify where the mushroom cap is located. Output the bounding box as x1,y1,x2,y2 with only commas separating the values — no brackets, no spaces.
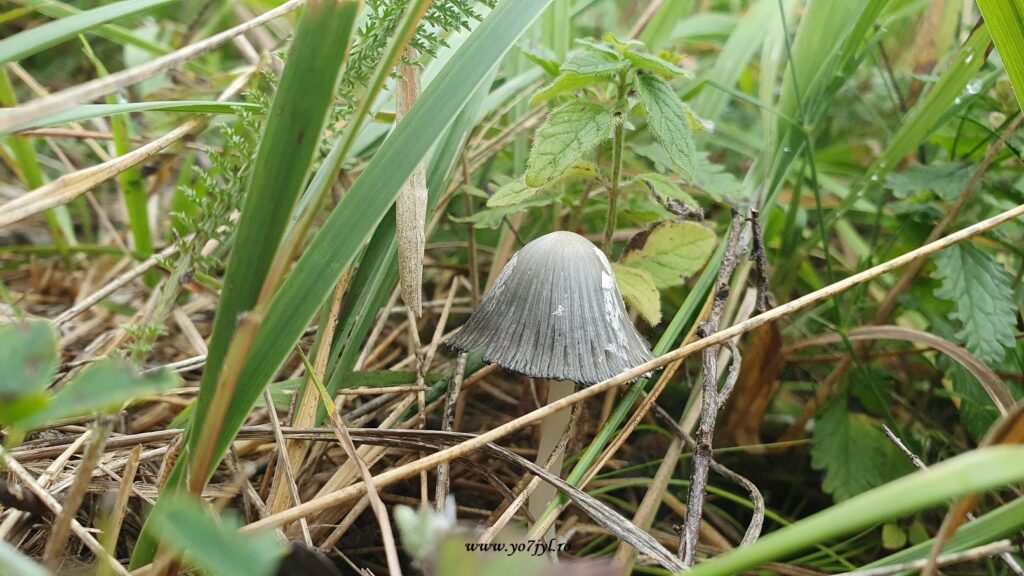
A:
447,231,654,386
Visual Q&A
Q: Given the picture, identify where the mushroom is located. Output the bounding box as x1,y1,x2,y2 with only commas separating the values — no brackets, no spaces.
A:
448,230,654,537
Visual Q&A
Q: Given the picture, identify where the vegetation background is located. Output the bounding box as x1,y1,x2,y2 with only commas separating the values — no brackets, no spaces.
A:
1,0,1023,574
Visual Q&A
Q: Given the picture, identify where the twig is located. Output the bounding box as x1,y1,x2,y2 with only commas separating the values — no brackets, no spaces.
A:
749,209,772,315
242,199,1024,536
98,445,142,576
837,539,1015,576
881,425,1024,576
783,114,1024,442
263,388,312,547
480,402,582,543
300,349,403,576
44,417,114,568
681,209,750,566
435,352,467,510
0,445,131,576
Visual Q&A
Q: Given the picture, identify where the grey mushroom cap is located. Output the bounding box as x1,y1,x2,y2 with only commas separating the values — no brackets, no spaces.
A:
447,231,655,386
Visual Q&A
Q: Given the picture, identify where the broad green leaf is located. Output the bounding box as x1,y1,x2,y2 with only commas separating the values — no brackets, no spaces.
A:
810,396,914,501
525,101,616,187
520,45,561,77
623,49,691,78
0,0,172,64
687,446,1024,576
454,188,563,228
19,101,260,131
881,524,907,550
23,361,177,428
0,539,51,576
488,162,598,207
633,172,698,209
148,495,282,576
886,162,971,201
933,243,1015,364
634,147,741,201
634,72,696,180
0,319,58,396
612,263,661,325
574,38,620,57
0,394,49,429
559,49,628,77
532,72,607,103
619,221,716,288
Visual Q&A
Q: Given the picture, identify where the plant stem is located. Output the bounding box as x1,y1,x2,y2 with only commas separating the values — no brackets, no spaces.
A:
602,71,628,255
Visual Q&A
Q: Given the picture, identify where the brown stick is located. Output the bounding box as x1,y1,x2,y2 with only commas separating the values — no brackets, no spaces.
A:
243,200,1024,533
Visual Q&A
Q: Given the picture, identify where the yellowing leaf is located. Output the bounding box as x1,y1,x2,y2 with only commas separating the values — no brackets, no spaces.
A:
635,73,696,180
612,264,661,325
620,221,716,288
525,101,615,187
634,173,699,209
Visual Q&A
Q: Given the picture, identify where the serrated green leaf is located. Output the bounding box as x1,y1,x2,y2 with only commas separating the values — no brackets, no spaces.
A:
635,73,696,180
612,263,661,325
624,49,692,78
619,221,715,288
148,494,282,576
488,162,598,207
574,38,620,57
520,45,561,77
881,524,907,550
634,172,698,209
887,162,972,201
560,50,628,77
23,361,177,428
933,243,1016,364
0,319,59,397
525,101,616,187
811,397,914,501
453,188,563,228
532,72,607,103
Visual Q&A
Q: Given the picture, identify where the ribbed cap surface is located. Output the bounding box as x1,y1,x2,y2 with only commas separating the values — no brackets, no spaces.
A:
448,231,654,386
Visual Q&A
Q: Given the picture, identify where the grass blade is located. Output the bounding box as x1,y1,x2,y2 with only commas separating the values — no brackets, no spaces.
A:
686,446,1024,576
16,101,260,131
0,0,172,64
975,0,1024,112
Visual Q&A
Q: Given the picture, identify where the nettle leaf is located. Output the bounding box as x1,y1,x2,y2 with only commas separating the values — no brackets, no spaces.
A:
933,243,1015,364
635,73,696,180
624,49,692,78
525,101,616,188
520,45,560,77
560,50,628,77
488,162,598,208
575,38,621,57
619,221,716,288
533,72,608,104
149,494,282,576
23,360,178,428
612,264,661,325
887,162,972,201
0,318,59,397
452,188,563,229
811,396,914,501
633,173,699,209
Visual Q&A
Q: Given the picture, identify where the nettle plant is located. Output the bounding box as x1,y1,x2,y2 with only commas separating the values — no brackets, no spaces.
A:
478,35,719,325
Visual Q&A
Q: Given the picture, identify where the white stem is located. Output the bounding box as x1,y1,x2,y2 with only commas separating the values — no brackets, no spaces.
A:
528,379,576,544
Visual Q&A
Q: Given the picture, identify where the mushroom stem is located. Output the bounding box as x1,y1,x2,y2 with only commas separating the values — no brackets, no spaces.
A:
528,379,578,544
